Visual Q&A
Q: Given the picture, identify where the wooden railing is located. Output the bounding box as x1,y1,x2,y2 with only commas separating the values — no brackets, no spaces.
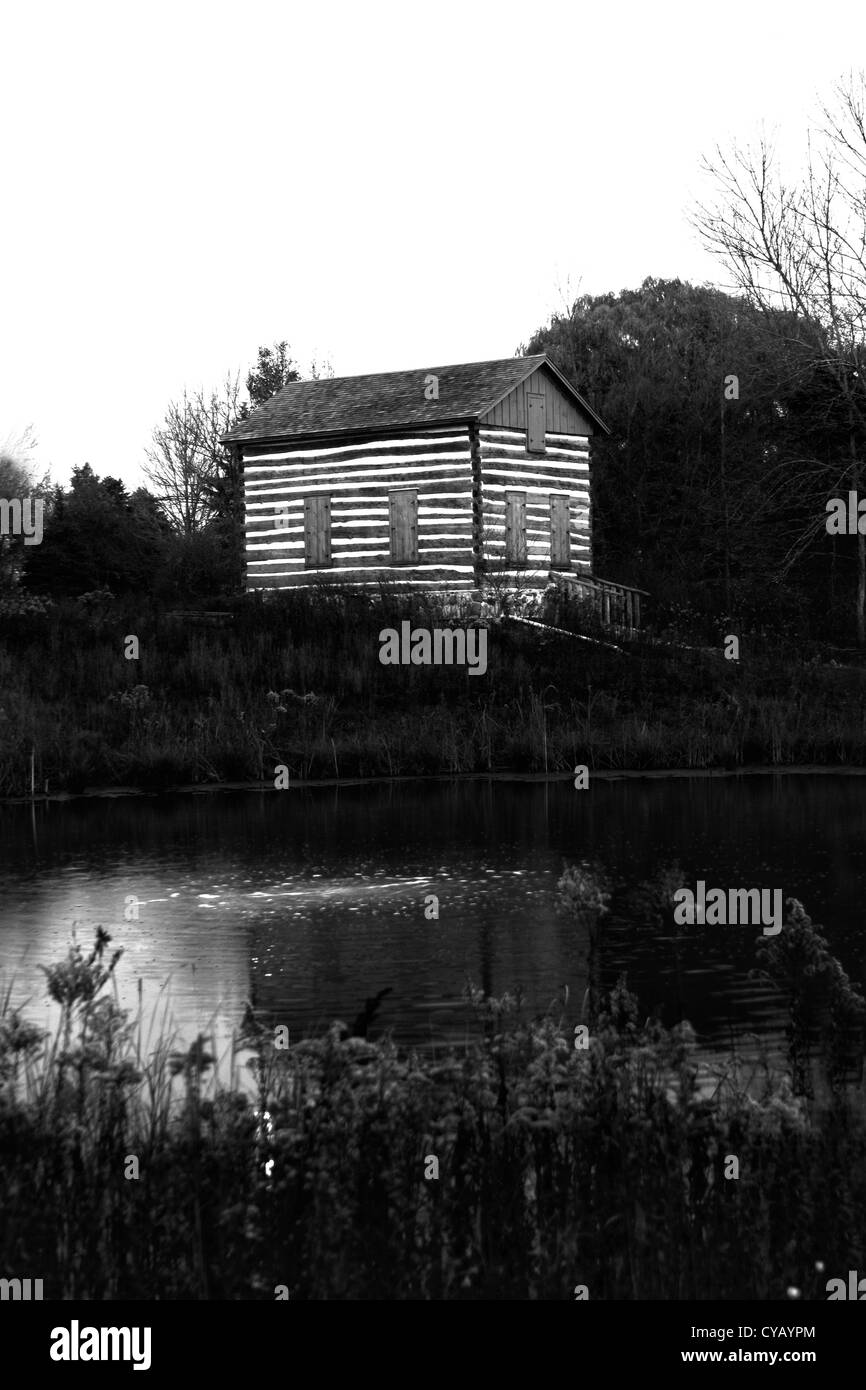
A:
551,572,649,634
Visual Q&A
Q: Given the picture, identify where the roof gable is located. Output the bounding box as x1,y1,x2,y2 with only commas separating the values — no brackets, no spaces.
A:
222,355,608,443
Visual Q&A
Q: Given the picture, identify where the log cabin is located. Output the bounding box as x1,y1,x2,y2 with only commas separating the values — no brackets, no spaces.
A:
221,355,646,626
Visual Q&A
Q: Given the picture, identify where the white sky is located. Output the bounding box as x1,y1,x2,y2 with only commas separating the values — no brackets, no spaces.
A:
1,0,864,490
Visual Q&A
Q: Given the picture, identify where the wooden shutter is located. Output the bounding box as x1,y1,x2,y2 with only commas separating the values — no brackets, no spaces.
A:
550,494,571,569
527,393,546,453
304,495,331,568
505,490,527,565
389,489,418,565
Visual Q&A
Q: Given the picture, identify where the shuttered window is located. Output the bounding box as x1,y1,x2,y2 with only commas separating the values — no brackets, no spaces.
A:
550,494,571,569
505,490,527,566
527,393,546,454
304,495,332,568
389,488,418,565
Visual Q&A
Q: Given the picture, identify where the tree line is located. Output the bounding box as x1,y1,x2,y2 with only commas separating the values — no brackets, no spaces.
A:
529,72,866,642
0,343,316,603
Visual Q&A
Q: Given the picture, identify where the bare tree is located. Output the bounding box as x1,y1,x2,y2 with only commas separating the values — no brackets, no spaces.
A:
143,372,248,598
144,391,212,538
0,423,39,471
193,372,247,574
693,71,866,640
191,371,245,483
144,345,332,558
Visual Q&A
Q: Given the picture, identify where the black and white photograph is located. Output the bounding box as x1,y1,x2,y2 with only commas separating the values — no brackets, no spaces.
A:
2,0,866,1366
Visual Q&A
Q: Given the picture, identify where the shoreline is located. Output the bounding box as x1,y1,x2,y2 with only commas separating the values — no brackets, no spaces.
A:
4,760,866,805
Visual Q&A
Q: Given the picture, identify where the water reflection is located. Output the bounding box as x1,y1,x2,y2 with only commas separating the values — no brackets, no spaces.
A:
0,775,864,1061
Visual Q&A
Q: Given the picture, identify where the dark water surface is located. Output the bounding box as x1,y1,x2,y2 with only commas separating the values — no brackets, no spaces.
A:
1,775,865,1063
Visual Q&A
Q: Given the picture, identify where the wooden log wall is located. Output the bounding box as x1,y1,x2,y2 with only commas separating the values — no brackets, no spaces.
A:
478,426,592,586
243,427,476,590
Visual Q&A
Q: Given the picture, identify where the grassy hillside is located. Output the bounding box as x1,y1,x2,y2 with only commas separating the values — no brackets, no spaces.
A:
1,586,865,797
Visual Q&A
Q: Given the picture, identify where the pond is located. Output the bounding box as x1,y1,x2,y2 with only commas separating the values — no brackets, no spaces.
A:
1,774,864,1069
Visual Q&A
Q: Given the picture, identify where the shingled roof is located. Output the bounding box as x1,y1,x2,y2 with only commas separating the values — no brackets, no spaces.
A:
221,354,609,443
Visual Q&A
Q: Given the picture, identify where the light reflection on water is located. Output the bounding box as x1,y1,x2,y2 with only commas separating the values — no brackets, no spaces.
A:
0,776,864,1071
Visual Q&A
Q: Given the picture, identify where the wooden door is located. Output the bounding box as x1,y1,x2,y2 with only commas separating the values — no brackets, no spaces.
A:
550,494,571,569
527,393,546,453
389,488,418,565
304,495,332,568
505,490,527,565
